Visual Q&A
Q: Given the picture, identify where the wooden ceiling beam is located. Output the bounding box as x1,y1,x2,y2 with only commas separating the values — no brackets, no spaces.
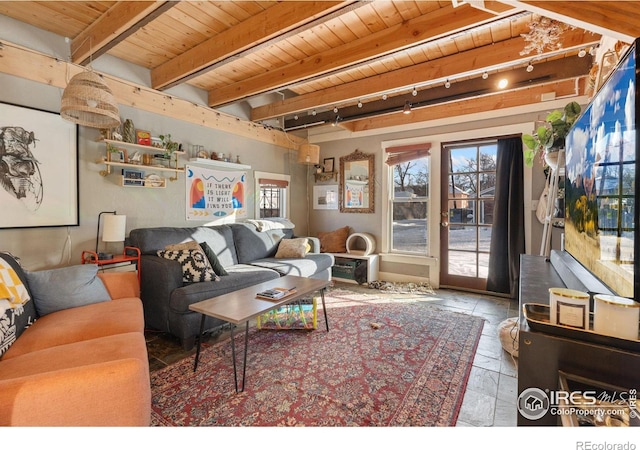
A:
251,27,599,121
516,1,640,42
0,39,302,150
342,77,587,133
208,4,502,107
71,1,177,66
151,1,350,91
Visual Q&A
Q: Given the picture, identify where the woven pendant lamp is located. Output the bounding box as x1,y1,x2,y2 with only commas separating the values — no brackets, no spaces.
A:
297,143,320,165
61,70,121,129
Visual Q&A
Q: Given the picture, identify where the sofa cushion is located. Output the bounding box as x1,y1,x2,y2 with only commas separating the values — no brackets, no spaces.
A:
129,226,238,267
230,223,294,263
157,249,219,283
0,253,37,357
318,226,350,253
0,332,147,379
1,297,143,360
25,264,111,317
199,241,229,276
275,238,309,259
0,332,150,427
250,253,334,278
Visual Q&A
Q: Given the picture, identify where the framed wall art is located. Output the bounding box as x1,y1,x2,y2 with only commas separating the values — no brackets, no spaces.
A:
323,157,335,173
0,102,79,228
313,185,338,210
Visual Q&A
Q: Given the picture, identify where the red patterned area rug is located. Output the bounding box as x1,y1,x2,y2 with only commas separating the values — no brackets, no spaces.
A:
150,290,484,427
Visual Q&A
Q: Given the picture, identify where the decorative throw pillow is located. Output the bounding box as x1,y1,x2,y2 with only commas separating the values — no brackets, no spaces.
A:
25,265,112,317
317,226,350,253
157,249,219,283
164,240,202,252
199,242,228,276
0,267,30,307
275,238,309,258
0,253,37,357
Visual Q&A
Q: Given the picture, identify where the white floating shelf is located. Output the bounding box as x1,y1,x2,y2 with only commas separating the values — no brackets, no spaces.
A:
187,158,251,170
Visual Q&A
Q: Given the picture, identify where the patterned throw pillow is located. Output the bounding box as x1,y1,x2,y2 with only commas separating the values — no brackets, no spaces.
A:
275,238,309,258
157,249,219,283
1,257,36,357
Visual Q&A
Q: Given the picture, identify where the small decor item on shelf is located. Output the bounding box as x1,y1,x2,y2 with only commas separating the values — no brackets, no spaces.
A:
123,119,135,143
159,134,179,154
136,130,151,146
151,137,163,148
236,155,241,164
145,174,164,188
122,168,144,186
130,152,142,164
106,143,120,161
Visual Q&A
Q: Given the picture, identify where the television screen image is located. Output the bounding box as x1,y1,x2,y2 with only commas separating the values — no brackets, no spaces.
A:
564,41,638,299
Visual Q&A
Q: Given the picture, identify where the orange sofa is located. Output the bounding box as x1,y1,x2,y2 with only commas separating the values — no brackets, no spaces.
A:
0,253,150,426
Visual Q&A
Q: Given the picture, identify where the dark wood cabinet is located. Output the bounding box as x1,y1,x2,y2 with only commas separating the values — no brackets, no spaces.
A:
517,253,640,426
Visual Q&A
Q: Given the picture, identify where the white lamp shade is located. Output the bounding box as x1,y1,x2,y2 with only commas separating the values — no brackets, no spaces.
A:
297,143,320,165
102,214,126,242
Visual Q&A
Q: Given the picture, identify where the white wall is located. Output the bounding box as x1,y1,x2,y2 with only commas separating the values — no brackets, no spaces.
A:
0,17,310,270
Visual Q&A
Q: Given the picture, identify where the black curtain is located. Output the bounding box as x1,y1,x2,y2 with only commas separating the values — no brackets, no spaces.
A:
487,136,525,299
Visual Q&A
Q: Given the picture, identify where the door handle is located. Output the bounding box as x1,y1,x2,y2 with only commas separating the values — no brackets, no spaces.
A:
441,221,449,227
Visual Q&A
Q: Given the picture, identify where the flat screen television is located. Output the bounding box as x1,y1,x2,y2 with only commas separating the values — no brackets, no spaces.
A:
564,38,639,300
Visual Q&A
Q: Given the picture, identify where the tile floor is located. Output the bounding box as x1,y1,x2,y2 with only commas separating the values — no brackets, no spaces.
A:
145,281,520,427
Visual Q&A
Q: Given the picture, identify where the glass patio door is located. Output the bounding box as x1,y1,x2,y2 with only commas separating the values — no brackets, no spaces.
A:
439,141,497,291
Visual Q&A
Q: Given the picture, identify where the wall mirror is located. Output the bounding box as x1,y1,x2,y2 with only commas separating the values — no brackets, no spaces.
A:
339,149,375,213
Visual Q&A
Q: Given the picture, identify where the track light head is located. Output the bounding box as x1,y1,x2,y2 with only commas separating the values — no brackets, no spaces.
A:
445,79,451,89
402,101,412,115
526,62,534,73
482,71,488,80
578,48,587,58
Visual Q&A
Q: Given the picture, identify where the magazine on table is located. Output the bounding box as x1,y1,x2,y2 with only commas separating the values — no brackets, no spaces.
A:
256,287,297,300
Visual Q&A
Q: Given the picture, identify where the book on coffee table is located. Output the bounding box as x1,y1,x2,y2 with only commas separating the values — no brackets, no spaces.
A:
256,287,297,300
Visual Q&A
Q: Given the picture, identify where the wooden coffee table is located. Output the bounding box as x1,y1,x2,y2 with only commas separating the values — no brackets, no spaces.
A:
189,275,331,392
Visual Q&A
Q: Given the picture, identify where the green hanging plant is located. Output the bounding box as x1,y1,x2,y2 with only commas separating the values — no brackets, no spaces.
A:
522,101,581,167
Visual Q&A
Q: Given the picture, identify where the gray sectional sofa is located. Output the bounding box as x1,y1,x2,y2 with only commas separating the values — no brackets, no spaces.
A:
128,222,334,350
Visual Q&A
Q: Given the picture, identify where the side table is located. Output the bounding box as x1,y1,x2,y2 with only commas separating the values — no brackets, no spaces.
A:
82,246,141,284
330,253,379,284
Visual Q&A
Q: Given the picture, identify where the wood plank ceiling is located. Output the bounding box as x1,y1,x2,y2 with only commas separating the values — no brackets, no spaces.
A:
1,1,638,135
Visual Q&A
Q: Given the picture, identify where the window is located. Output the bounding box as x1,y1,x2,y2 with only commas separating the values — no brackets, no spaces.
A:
385,143,431,255
254,172,290,219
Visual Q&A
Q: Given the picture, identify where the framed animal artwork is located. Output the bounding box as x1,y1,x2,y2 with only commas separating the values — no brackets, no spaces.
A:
0,102,79,228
